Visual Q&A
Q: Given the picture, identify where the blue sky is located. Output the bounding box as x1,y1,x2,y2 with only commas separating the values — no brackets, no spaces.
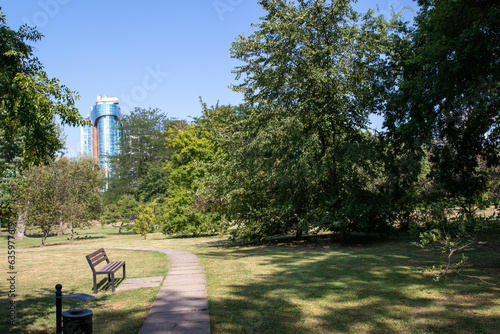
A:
1,0,416,157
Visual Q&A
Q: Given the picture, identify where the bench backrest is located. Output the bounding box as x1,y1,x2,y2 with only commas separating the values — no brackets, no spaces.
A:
86,248,110,273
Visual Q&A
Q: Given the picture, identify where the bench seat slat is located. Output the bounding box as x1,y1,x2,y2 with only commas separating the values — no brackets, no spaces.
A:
97,261,125,274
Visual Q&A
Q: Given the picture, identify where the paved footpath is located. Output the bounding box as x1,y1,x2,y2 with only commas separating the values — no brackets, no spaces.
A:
115,248,210,334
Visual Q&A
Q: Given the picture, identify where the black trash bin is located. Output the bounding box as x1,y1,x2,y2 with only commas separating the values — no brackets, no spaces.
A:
62,309,93,334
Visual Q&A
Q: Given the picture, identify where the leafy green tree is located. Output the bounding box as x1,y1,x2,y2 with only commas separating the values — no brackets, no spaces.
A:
64,157,104,239
135,159,171,202
134,198,161,239
0,10,82,165
0,125,66,231
0,9,84,231
105,107,171,204
102,195,138,233
161,121,219,236
384,0,500,211
383,0,500,279
227,0,398,240
100,203,119,227
13,157,101,245
193,102,245,237
20,160,66,245
198,103,289,242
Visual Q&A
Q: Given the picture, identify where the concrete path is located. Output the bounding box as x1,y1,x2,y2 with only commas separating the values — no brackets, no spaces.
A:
115,248,210,334
116,276,164,291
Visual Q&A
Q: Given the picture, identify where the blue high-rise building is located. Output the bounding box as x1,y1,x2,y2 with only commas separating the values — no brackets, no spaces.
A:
81,94,122,180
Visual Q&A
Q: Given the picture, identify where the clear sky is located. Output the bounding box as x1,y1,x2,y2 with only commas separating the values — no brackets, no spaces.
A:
1,0,416,157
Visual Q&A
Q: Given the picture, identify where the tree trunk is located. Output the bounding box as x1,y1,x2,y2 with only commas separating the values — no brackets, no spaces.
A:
14,205,28,240
294,212,303,240
340,225,347,244
57,221,64,236
70,223,74,240
220,214,226,237
41,230,48,246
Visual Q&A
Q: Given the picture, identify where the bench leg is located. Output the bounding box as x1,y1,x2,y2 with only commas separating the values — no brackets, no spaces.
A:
111,273,115,292
93,274,97,294
123,263,126,279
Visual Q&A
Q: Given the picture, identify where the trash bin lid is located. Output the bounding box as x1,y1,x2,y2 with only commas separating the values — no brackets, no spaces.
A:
62,309,93,318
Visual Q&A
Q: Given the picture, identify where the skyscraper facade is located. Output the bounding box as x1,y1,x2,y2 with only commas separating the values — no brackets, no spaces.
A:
81,94,122,178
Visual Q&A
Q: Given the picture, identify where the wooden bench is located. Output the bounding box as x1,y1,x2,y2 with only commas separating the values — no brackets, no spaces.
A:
86,248,125,293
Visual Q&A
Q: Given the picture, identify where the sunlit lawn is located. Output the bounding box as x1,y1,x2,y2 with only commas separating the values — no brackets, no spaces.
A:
0,224,499,333
202,236,500,334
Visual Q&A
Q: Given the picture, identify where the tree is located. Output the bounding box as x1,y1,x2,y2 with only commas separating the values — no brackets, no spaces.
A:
385,0,500,210
16,160,66,245
0,124,66,232
383,0,500,279
198,103,290,242
135,159,171,203
0,9,84,233
13,157,103,245
0,10,82,165
64,157,104,239
161,121,220,236
194,102,245,237
104,107,171,204
134,199,161,239
101,195,138,233
227,0,398,240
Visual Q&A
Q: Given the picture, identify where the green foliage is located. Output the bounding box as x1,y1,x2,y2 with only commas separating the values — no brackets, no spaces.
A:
13,157,102,245
378,141,429,231
0,15,82,166
135,159,170,202
161,121,219,236
134,199,161,239
380,0,500,281
384,0,500,209
0,9,83,224
104,107,171,204
14,160,64,245
64,156,104,229
412,204,499,281
219,0,401,241
102,195,138,233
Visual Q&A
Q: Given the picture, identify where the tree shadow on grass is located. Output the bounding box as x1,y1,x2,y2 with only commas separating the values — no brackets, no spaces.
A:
204,232,401,250
201,240,500,334
23,231,106,239
0,286,150,334
93,277,126,294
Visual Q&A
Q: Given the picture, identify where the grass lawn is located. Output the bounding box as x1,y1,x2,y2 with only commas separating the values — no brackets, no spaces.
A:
1,224,499,333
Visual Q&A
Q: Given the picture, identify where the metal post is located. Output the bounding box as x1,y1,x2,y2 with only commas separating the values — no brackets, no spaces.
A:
55,284,62,334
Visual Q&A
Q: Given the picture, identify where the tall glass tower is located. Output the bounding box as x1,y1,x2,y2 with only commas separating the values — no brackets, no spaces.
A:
81,94,122,180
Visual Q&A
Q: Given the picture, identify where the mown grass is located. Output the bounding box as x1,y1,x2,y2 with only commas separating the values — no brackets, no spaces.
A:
201,235,500,334
1,224,499,333
0,225,168,334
